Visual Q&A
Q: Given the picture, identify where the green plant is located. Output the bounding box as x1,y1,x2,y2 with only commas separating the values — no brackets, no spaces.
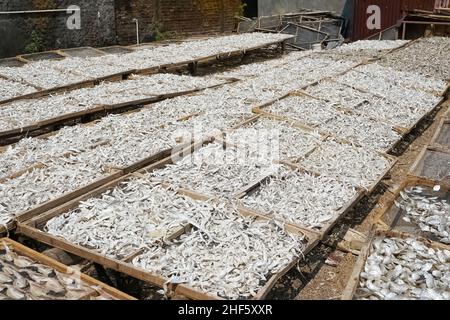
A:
152,22,172,41
236,2,247,17
24,31,45,53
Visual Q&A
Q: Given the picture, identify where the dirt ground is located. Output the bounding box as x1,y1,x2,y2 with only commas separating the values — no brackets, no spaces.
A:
267,99,450,300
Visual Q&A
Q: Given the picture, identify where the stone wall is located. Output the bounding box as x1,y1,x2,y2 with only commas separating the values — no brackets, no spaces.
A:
0,0,116,58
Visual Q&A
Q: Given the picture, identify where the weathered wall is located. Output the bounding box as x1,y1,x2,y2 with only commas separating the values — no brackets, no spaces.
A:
258,0,347,16
0,0,241,57
0,0,116,58
115,0,241,45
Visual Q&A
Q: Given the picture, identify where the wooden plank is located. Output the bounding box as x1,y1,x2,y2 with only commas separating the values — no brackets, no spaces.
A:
0,238,135,300
341,227,375,300
430,118,450,150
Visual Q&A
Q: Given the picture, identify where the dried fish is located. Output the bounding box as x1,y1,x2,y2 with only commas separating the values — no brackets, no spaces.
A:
321,112,401,152
357,236,450,300
0,74,224,132
355,63,447,94
305,80,435,128
332,40,410,61
227,117,322,160
240,166,358,229
149,142,279,198
297,139,391,190
334,70,442,110
265,95,338,128
132,203,306,299
395,186,450,244
0,78,37,101
0,156,109,226
46,180,200,259
379,37,450,81
0,33,290,92
0,60,90,89
0,243,116,300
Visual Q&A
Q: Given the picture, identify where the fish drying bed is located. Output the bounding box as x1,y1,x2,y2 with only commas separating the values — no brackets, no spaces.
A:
238,165,363,236
378,178,450,245
0,74,227,141
0,33,291,104
17,174,318,300
1,36,449,300
0,238,134,300
410,147,450,184
343,230,450,300
431,119,450,150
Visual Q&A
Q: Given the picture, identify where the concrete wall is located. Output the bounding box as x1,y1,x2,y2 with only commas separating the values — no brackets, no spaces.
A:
258,0,347,16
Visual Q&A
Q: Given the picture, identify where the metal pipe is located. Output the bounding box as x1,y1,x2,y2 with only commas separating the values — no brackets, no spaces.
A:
0,9,79,14
132,18,139,45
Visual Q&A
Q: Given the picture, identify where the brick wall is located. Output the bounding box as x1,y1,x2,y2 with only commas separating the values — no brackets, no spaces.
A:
115,0,241,45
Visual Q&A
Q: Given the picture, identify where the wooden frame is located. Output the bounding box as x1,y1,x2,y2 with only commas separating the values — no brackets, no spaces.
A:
430,118,450,150
408,146,450,183
17,168,319,300
0,238,135,300
375,176,450,239
341,229,450,300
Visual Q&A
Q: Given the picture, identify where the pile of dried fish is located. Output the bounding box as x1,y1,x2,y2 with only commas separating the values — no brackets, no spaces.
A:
357,236,450,300
0,61,90,89
240,167,358,229
305,80,428,128
50,55,133,79
322,112,401,151
0,80,260,180
96,33,290,71
0,243,114,300
0,78,37,101
265,95,338,128
226,117,321,160
0,74,224,132
297,139,391,190
45,180,198,259
355,63,447,94
132,203,305,299
0,33,289,92
395,186,450,244
333,40,409,61
379,37,450,80
219,51,312,79
0,157,109,226
149,142,279,198
335,70,442,111
337,40,410,52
